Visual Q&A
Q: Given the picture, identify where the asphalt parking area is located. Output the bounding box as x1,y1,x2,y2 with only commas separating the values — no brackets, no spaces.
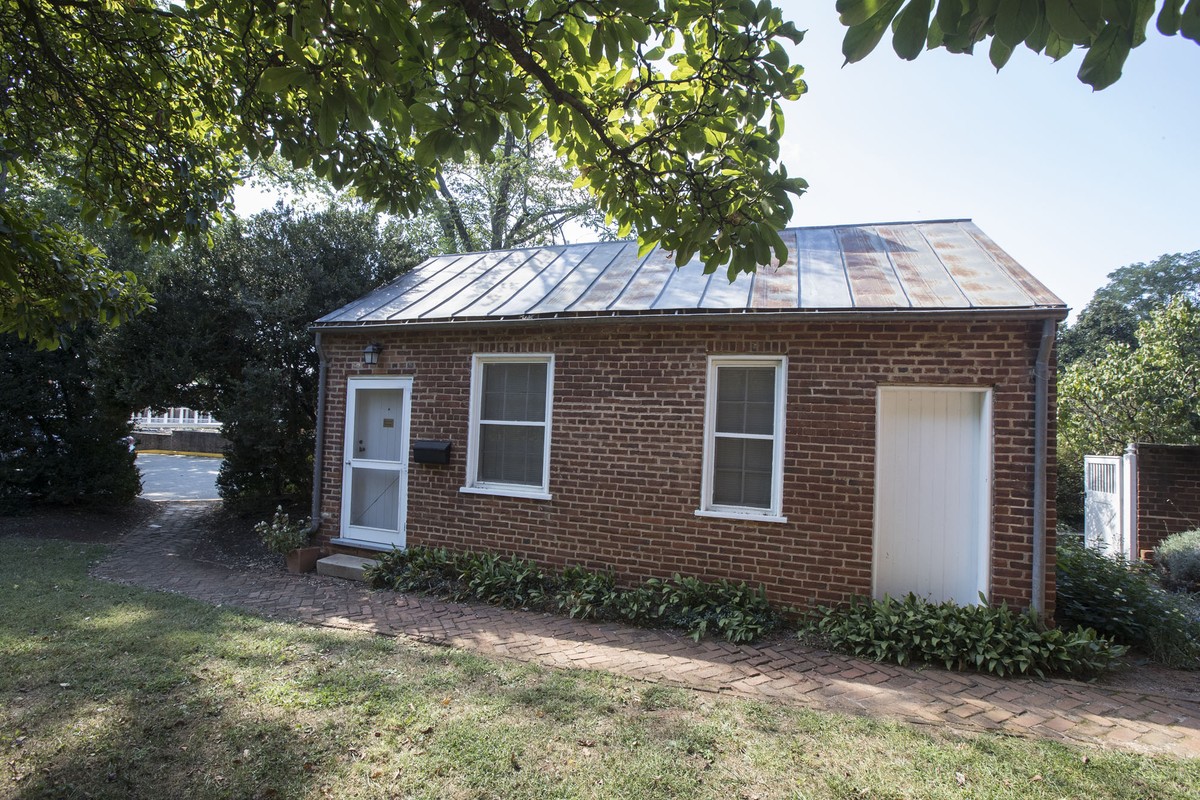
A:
137,453,221,501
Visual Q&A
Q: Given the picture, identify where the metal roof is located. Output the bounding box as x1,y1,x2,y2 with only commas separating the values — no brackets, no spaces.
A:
315,219,1066,329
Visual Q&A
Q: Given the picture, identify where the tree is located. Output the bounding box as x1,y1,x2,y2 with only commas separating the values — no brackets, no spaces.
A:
408,130,612,255
1057,297,1200,525
1060,297,1200,457
100,204,421,504
836,0,1200,91
1059,250,1200,366
0,328,140,512
2,0,807,347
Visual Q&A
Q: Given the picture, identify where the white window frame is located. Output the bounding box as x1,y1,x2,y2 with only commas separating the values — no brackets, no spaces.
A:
461,353,555,500
696,355,788,523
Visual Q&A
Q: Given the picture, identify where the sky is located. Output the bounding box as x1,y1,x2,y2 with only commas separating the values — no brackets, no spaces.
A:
771,3,1200,317
236,5,1200,318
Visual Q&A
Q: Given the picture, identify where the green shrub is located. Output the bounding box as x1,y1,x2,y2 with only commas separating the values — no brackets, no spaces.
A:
800,593,1124,679
366,547,783,643
1056,537,1200,670
1155,529,1200,592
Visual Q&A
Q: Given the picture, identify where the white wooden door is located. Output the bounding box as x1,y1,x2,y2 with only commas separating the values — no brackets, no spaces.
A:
874,387,992,604
340,378,412,549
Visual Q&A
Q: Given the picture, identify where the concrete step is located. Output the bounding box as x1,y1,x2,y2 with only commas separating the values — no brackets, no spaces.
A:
316,554,379,582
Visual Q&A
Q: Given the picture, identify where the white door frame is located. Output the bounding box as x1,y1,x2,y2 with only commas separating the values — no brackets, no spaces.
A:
336,376,413,551
872,385,993,603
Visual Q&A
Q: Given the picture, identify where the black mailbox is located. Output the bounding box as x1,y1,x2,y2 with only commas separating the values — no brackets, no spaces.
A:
412,440,452,464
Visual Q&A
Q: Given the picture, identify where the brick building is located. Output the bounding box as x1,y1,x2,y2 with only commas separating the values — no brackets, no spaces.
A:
311,220,1067,614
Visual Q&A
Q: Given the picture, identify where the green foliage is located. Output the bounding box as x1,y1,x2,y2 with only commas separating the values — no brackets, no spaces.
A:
398,130,614,256
801,593,1125,679
1059,298,1200,462
0,189,152,349
838,0,1200,90
1155,528,1200,592
100,204,419,505
1056,537,1200,669
367,546,784,644
1056,252,1200,525
1059,251,1200,367
0,331,140,513
253,506,312,555
3,0,807,346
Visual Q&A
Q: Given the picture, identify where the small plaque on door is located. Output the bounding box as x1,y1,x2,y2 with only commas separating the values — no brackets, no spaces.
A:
382,418,394,428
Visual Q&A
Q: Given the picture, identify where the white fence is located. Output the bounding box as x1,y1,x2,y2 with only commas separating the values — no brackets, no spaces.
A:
1083,447,1137,559
131,407,220,428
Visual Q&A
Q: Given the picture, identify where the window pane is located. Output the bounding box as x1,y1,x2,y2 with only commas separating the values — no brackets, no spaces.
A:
712,437,773,509
482,362,547,422
715,366,775,435
479,424,545,486
349,467,400,530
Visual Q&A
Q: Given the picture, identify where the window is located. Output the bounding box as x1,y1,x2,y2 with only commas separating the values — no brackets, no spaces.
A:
463,354,554,499
698,356,787,522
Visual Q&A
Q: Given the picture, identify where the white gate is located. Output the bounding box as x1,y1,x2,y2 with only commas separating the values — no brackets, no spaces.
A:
1083,451,1136,559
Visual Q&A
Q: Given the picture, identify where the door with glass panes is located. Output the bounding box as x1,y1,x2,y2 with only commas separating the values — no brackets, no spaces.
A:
340,378,412,549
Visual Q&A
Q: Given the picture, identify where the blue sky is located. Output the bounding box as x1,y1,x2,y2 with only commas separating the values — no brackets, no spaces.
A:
774,3,1200,316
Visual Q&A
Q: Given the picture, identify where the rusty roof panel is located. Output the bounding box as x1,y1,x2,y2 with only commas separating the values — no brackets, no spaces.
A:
876,224,968,309
608,246,675,311
314,220,1066,328
963,223,1064,306
920,222,1029,307
838,227,910,308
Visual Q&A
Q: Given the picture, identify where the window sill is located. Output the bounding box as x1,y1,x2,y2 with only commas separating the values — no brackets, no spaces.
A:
694,509,788,524
460,485,553,502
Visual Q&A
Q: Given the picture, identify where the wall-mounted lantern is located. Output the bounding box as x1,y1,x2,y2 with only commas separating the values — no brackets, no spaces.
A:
362,343,383,366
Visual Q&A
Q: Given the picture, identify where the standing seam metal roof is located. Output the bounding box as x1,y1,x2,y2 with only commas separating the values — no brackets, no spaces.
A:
314,219,1065,328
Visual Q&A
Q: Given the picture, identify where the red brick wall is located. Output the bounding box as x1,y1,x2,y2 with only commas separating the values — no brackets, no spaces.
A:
1135,443,1200,554
317,317,1057,613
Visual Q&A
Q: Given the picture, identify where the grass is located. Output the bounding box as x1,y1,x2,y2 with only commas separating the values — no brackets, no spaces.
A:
1,539,1198,799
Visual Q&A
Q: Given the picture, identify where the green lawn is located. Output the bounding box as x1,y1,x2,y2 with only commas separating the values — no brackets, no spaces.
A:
1,538,1197,799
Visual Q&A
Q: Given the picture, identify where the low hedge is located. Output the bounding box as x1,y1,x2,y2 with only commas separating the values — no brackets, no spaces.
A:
1155,528,1200,593
800,593,1125,679
366,546,784,643
1057,537,1200,670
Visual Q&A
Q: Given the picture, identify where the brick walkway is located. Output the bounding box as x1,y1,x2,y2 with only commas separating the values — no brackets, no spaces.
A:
93,502,1200,758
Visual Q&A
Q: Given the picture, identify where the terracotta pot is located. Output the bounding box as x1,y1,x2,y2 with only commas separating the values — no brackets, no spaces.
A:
285,546,322,574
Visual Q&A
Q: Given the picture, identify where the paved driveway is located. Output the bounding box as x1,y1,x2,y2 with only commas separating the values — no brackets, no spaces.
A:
137,453,221,501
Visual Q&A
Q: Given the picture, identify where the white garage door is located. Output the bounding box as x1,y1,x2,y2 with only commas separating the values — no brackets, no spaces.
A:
874,387,992,605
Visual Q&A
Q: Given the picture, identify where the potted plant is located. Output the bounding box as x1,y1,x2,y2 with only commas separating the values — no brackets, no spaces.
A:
255,506,320,573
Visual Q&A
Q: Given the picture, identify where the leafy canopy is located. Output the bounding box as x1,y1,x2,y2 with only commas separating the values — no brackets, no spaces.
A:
836,0,1200,90
1059,297,1200,460
1059,250,1200,366
1,0,807,347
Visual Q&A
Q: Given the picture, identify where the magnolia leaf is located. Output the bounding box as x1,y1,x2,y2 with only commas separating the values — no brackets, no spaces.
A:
995,0,1041,48
1077,23,1132,90
1044,0,1103,41
892,0,934,60
990,35,1015,68
1183,0,1200,41
837,0,898,27
842,0,905,63
257,66,310,93
1158,0,1185,34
